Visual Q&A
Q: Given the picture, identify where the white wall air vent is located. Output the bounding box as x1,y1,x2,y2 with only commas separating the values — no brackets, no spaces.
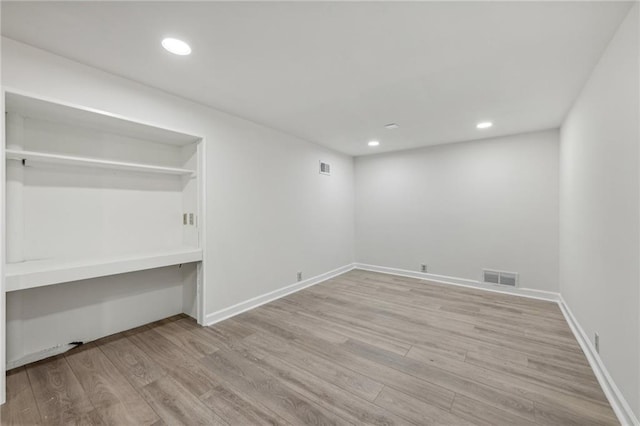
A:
483,269,518,287
483,270,500,284
319,161,331,175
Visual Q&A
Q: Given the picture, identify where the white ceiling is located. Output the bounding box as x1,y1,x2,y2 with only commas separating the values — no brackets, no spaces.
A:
1,1,632,156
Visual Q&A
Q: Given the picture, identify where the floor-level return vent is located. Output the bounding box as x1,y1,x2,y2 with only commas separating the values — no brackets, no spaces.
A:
483,269,518,287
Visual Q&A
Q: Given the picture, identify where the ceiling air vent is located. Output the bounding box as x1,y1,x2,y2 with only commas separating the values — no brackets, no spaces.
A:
483,269,518,287
319,161,331,176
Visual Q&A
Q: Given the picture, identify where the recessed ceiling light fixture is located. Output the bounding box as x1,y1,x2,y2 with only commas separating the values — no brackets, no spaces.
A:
162,37,191,56
368,140,380,147
385,123,399,130
476,121,493,129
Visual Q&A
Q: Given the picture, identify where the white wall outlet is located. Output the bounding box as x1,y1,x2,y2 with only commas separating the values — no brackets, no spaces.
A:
595,332,600,353
297,271,302,282
420,264,427,273
189,213,194,225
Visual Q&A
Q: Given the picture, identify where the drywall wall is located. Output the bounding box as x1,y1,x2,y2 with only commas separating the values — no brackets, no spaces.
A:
355,130,559,292
1,38,354,363
13,117,190,261
0,28,5,403
560,4,639,419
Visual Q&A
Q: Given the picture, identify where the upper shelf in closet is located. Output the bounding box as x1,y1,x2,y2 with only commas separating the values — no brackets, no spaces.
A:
5,149,195,176
5,91,200,146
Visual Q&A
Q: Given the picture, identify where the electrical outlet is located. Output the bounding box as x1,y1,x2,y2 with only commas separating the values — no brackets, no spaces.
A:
189,213,194,225
297,272,302,282
420,264,427,273
595,333,600,353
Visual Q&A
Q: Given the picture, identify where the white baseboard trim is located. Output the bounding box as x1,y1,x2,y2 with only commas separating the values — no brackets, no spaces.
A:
558,295,639,426
204,263,355,326
353,263,560,302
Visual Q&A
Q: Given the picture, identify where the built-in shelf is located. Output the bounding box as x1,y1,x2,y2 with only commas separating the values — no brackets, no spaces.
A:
5,149,196,176
6,92,199,146
5,248,203,292
2,90,207,390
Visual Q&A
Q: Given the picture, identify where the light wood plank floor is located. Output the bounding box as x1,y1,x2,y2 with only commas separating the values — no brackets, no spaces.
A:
1,270,618,425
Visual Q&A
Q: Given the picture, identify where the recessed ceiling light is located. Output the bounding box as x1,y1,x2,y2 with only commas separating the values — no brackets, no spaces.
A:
368,140,380,147
162,37,191,55
476,121,493,129
385,123,399,130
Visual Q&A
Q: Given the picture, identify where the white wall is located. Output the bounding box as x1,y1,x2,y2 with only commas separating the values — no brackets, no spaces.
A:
0,15,6,402
1,38,354,363
14,117,190,260
560,4,639,419
355,130,559,292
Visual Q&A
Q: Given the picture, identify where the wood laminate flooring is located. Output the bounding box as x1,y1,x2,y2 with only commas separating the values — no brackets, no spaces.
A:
1,270,618,425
